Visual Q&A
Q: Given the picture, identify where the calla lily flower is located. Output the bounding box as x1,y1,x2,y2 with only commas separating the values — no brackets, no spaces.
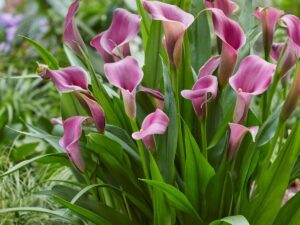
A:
198,55,221,77
253,7,284,57
104,56,143,119
37,65,88,93
64,0,85,56
281,60,300,121
37,65,105,133
132,109,169,151
59,116,90,172
229,55,276,124
282,15,300,53
181,75,218,118
271,42,284,61
91,8,141,63
208,8,246,87
205,0,239,16
143,0,194,68
228,123,258,160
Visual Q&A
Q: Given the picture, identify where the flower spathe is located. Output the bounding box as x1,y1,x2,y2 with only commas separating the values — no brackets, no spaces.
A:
181,75,218,118
205,0,239,16
63,0,85,56
132,109,169,151
59,116,90,172
91,8,141,63
253,7,284,57
229,55,276,123
282,15,300,54
143,0,194,68
198,55,221,77
208,8,246,87
228,123,258,160
104,56,143,119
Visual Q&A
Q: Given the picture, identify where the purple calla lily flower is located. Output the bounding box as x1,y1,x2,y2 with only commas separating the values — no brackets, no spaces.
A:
208,8,246,87
181,75,218,118
228,123,258,160
253,7,284,57
64,0,86,56
104,56,143,119
229,55,276,124
37,65,88,93
59,116,90,172
198,55,221,77
205,0,238,16
271,42,284,61
91,8,141,63
132,109,169,151
143,0,194,68
282,15,300,53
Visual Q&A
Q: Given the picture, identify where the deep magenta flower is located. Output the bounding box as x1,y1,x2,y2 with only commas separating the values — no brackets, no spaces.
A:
205,0,238,16
229,55,276,123
198,55,221,77
132,109,169,151
63,0,85,56
181,75,218,118
104,56,143,119
228,123,258,160
37,65,88,93
59,116,90,172
91,8,141,63
208,8,246,87
37,65,105,132
143,0,194,68
282,15,300,53
253,7,284,57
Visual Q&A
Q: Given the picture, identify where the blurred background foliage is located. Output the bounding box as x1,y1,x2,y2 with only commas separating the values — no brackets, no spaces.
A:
0,0,299,223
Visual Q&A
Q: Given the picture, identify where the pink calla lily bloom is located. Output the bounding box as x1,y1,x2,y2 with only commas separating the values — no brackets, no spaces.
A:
205,0,239,16
271,42,284,61
37,65,105,132
64,0,85,56
181,75,218,118
132,109,169,151
282,15,300,54
143,0,194,68
228,123,258,160
37,65,88,93
91,8,141,63
253,7,284,57
208,8,246,87
59,116,90,172
198,55,221,77
104,56,143,119
229,55,276,124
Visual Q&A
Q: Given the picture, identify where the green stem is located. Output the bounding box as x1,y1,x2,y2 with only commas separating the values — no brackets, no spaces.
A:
130,120,150,181
200,118,207,158
265,73,280,120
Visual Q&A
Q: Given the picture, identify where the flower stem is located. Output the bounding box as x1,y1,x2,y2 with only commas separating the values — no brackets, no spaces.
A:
200,117,207,159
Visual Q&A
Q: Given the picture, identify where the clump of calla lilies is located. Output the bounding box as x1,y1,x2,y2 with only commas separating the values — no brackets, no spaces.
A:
18,0,300,224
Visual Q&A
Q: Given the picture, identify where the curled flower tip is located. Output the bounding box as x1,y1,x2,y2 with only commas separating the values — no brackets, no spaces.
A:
181,75,218,118
229,55,276,123
36,64,49,78
38,66,89,93
207,8,246,87
91,8,141,63
59,116,90,172
253,7,284,58
143,0,194,68
132,109,169,151
104,56,143,119
228,123,258,160
281,60,300,121
64,0,86,56
205,0,239,16
198,55,221,78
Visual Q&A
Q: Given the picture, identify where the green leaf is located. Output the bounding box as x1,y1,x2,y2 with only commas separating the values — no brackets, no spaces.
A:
142,179,204,224
22,36,59,69
210,215,250,225
143,21,163,89
156,59,178,183
0,153,70,178
0,207,83,225
12,142,39,161
183,121,215,213
64,45,86,68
